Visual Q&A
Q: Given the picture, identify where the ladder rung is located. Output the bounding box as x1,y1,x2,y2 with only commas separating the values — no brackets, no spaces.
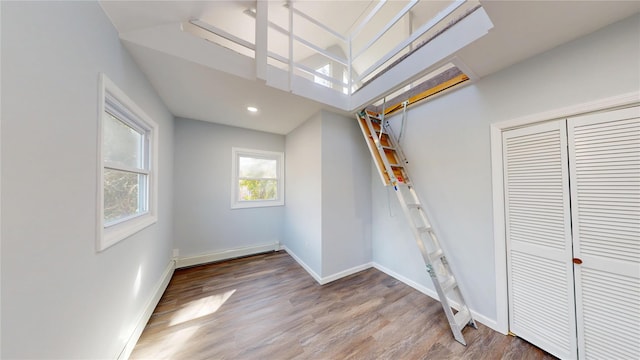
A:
429,248,444,259
454,308,472,329
441,276,457,293
356,110,474,346
417,226,433,233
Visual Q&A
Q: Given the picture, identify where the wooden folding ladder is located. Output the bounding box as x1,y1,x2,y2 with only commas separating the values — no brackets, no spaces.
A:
356,109,477,345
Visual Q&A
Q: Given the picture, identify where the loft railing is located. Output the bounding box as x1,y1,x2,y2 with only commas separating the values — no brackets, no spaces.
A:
186,0,476,97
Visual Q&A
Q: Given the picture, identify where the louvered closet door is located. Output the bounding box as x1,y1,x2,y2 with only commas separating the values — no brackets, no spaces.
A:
503,120,578,359
568,106,640,360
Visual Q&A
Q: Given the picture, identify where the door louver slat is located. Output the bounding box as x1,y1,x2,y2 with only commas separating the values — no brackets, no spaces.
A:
504,121,577,359
569,107,640,360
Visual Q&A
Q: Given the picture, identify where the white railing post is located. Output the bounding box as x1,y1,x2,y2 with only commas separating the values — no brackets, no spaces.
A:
348,35,353,95
288,0,294,91
255,0,268,80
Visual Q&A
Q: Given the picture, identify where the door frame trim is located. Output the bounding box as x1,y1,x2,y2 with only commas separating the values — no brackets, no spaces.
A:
490,91,639,334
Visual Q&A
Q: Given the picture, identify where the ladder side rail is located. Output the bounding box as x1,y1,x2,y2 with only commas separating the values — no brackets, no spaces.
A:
406,182,478,332
393,187,467,345
357,113,392,186
393,191,433,267
376,114,385,143
382,119,410,170
361,113,381,150
363,113,401,185
364,110,386,143
380,113,456,277
357,109,476,345
382,113,477,337
385,126,468,297
404,176,476,318
381,131,467,341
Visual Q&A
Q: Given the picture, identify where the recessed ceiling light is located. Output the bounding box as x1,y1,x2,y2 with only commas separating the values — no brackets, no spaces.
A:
247,106,258,113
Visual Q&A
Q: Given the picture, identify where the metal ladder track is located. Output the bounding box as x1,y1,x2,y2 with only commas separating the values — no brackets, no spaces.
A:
356,110,477,345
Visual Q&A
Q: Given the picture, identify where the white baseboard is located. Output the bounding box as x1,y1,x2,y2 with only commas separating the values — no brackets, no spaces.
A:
372,262,499,333
281,246,372,285
281,246,323,284
281,247,499,331
118,260,175,360
321,262,373,284
175,242,279,269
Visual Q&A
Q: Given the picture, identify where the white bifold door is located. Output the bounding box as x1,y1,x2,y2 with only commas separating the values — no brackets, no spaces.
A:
503,106,640,360
503,120,578,359
568,107,640,359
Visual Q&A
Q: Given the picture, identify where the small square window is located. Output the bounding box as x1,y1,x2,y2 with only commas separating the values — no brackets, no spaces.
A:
97,74,158,251
231,148,284,209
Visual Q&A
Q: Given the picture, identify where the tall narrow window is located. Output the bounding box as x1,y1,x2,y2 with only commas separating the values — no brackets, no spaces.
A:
98,74,158,251
231,148,284,209
314,63,332,88
343,69,349,94
103,111,148,223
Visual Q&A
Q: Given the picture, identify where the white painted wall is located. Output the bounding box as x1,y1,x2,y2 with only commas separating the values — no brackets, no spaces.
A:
284,110,372,280
372,13,640,326
1,2,175,358
284,113,323,276
173,118,285,258
320,111,372,277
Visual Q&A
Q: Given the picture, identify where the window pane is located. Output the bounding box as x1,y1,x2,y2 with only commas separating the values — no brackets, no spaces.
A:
314,63,331,88
104,168,147,223
239,179,277,201
239,156,277,178
104,112,144,169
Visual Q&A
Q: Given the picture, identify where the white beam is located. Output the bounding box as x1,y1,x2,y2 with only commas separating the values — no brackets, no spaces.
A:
288,1,294,91
285,3,347,42
190,19,255,51
295,62,344,87
349,7,494,111
353,0,418,60
255,1,268,80
350,0,387,39
293,35,348,66
357,0,465,83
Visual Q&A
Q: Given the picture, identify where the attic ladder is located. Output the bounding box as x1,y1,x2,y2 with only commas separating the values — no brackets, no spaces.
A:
356,109,477,345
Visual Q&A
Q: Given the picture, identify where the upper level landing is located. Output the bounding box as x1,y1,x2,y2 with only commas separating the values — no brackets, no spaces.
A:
110,1,493,113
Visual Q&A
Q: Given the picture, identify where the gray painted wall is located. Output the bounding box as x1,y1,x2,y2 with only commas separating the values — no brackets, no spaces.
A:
173,118,285,258
284,110,372,279
372,14,640,323
2,2,636,357
1,2,175,358
321,111,372,277
284,113,323,275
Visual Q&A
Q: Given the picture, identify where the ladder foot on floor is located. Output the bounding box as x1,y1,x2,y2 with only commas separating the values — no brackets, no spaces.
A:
356,110,476,346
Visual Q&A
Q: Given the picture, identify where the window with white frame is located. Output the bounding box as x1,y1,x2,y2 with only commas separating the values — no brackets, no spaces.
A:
314,63,332,88
98,74,158,251
343,69,349,95
231,148,284,209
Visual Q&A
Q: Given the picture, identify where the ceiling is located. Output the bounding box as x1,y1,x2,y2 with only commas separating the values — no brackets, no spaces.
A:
100,1,640,135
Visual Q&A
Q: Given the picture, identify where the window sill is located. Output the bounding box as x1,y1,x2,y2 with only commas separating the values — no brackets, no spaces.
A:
231,200,284,210
98,214,157,252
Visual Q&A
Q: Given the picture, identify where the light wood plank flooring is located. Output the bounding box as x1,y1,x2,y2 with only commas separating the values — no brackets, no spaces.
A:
131,251,555,359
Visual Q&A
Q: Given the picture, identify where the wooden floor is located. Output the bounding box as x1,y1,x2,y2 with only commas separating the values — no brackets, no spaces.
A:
131,251,555,359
